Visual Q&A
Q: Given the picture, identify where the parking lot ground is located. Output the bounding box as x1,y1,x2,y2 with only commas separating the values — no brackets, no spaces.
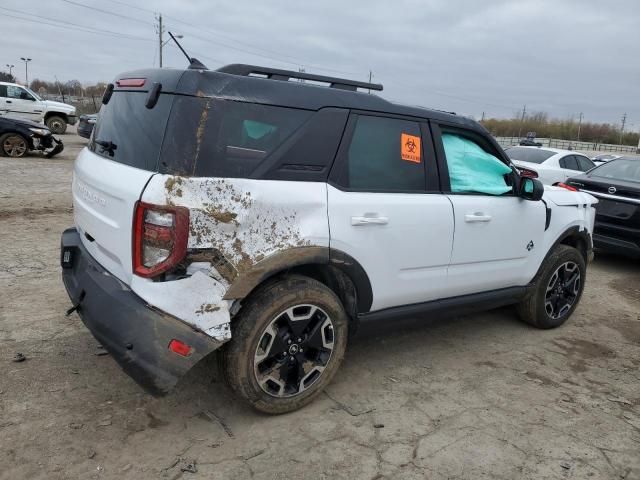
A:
1,132,639,480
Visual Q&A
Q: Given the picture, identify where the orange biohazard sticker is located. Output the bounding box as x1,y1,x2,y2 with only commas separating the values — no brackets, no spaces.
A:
401,133,421,163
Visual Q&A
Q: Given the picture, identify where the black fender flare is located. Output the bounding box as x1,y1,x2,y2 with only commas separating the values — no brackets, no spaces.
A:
223,246,373,313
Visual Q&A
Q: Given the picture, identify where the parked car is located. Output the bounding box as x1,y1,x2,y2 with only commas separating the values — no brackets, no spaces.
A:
0,81,77,134
60,64,597,414
567,157,640,258
592,153,622,164
77,114,97,139
505,146,596,185
0,116,63,158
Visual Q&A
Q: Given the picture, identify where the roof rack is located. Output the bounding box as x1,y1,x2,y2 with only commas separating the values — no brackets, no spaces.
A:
217,64,383,92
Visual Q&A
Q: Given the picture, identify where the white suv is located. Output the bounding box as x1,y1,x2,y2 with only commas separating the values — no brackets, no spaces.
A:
61,65,597,413
0,81,77,134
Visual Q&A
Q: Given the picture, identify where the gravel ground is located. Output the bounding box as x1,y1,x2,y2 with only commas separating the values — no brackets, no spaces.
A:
1,130,639,479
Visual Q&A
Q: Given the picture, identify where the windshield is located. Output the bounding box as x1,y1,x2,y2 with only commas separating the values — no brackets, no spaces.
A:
24,87,42,101
591,158,640,183
505,147,556,164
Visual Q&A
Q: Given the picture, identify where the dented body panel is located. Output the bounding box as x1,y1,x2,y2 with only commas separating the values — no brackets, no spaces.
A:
131,175,330,338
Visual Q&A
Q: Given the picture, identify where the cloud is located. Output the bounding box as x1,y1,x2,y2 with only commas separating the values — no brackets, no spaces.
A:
0,0,637,124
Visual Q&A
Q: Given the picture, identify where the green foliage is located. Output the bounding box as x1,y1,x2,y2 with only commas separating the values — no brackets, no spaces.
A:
481,111,638,146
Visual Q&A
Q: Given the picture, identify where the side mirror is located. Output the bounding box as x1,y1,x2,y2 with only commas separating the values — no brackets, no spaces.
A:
520,177,544,201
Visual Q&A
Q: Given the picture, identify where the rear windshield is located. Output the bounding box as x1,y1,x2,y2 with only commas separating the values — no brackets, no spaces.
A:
90,92,312,176
505,147,556,164
591,158,640,183
89,91,173,170
159,97,312,177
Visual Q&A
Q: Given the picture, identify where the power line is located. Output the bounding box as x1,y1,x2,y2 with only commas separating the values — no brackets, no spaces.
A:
0,11,154,41
59,0,153,26
103,0,361,76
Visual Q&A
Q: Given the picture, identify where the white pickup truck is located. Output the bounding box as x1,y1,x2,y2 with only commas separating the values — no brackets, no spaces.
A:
0,81,77,134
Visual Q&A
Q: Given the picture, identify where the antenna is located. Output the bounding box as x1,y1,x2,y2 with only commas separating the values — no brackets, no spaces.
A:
168,31,208,70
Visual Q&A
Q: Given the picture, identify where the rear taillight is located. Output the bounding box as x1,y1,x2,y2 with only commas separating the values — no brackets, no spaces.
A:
133,202,189,278
557,182,578,192
518,167,539,179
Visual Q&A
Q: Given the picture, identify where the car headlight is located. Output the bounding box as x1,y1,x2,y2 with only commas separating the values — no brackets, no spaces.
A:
29,127,50,136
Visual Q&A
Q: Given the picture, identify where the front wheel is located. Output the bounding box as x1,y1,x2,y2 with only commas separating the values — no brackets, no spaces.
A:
45,115,67,134
0,133,29,157
518,245,586,329
220,275,349,414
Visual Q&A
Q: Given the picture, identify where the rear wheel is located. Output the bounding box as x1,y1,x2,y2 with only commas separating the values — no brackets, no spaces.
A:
518,245,585,329
221,275,348,414
45,115,67,134
0,133,28,158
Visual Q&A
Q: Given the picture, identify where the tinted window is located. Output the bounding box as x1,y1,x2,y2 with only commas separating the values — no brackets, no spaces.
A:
160,97,311,177
0,85,6,97
5,85,26,100
560,155,579,170
89,92,173,170
343,115,424,191
506,147,556,164
576,155,595,171
591,159,640,183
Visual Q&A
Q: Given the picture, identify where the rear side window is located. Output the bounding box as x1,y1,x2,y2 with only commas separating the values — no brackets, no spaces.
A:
576,155,595,171
339,115,425,191
160,97,312,177
560,155,579,170
506,147,556,164
89,91,173,170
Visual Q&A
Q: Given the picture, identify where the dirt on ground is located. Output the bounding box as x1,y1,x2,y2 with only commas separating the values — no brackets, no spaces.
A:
1,129,639,479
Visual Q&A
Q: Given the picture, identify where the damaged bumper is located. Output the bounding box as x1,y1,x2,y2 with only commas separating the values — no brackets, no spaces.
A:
60,228,223,395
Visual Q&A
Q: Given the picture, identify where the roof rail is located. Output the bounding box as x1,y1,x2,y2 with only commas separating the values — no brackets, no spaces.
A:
216,64,383,92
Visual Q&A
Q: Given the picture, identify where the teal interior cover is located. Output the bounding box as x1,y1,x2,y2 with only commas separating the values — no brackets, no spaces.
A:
442,133,512,195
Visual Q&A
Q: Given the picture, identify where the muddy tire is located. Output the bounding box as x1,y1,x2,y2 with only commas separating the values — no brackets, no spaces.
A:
220,275,349,414
0,133,29,158
518,245,586,329
45,115,67,134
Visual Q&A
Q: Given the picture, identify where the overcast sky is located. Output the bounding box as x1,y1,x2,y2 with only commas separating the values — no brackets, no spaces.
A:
1,0,638,126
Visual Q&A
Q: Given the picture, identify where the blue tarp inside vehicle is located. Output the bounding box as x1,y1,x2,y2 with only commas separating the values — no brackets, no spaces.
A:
442,133,513,195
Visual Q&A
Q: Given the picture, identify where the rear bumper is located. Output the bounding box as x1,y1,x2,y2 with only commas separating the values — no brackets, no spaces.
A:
60,228,223,396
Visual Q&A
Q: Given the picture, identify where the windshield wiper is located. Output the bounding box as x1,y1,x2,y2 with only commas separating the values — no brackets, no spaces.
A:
95,139,117,156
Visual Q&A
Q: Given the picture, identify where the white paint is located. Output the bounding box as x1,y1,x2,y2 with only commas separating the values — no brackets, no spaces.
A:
72,148,153,284
509,147,596,185
131,271,232,341
328,185,454,311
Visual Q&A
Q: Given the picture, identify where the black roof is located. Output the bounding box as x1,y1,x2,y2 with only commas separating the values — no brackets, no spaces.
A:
114,65,481,130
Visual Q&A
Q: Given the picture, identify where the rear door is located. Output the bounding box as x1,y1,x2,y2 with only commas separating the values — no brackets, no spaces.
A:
73,89,174,284
328,113,454,311
432,124,546,296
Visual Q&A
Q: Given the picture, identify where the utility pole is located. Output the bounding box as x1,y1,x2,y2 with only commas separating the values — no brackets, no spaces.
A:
481,111,485,121
620,113,627,145
6,64,14,77
577,112,583,141
156,13,164,68
20,57,31,86
368,70,372,94
517,104,526,139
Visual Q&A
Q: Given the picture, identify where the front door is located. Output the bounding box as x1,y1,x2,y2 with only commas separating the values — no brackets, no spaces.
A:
433,125,546,297
328,114,454,311
0,85,42,122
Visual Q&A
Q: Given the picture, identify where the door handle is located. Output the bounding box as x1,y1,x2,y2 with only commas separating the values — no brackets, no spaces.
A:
351,215,389,226
464,213,492,223
5,100,12,104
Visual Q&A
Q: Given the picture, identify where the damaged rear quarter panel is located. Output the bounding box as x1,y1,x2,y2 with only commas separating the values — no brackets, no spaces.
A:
132,175,330,338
